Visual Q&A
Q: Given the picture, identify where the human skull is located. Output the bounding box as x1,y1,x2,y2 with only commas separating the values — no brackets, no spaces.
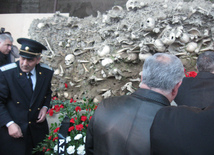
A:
186,42,198,53
37,23,45,29
154,39,166,52
142,17,155,31
126,0,145,11
161,31,176,45
101,58,114,67
65,54,75,66
97,45,110,57
179,33,190,43
139,53,152,61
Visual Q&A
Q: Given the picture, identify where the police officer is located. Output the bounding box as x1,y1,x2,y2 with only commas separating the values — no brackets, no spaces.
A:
0,38,54,155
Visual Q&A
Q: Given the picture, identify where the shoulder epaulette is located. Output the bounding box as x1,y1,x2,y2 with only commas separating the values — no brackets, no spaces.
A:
0,63,17,72
40,63,53,71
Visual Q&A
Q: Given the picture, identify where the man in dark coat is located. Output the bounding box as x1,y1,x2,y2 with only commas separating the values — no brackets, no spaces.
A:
150,106,214,155
174,51,214,108
0,38,54,155
0,33,14,66
86,53,184,155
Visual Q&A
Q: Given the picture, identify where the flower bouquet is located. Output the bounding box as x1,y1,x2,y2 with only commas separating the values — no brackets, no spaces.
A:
184,68,197,77
33,97,97,155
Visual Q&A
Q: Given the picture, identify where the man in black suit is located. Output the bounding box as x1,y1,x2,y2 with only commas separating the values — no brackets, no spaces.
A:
86,53,184,155
174,51,214,108
0,38,54,155
0,33,18,67
150,105,214,155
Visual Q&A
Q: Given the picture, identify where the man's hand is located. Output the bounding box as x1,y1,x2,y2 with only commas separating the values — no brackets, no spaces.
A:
36,107,48,123
8,123,23,138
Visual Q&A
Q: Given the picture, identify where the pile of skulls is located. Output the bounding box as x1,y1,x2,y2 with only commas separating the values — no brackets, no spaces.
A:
28,0,214,102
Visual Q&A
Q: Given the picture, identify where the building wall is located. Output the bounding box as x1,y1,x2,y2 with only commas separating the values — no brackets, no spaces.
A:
0,13,69,47
0,0,127,18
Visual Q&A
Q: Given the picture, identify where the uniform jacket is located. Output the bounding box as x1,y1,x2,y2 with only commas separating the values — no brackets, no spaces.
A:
150,106,214,155
0,61,53,155
86,88,170,155
174,72,214,108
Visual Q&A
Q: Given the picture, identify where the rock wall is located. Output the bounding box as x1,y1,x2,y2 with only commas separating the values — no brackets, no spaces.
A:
28,0,214,102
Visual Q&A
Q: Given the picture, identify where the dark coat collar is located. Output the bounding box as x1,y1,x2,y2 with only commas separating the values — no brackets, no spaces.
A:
195,72,214,79
132,88,170,106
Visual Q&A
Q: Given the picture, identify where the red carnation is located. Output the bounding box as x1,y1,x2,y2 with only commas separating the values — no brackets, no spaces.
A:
68,126,75,132
48,136,52,140
89,116,92,120
54,127,60,133
64,83,68,88
186,71,197,78
75,106,81,112
54,105,59,109
70,98,73,103
75,124,84,131
54,105,60,112
81,115,87,122
70,118,75,123
52,96,58,100
49,109,54,116
94,106,98,110
60,104,64,108
53,137,58,141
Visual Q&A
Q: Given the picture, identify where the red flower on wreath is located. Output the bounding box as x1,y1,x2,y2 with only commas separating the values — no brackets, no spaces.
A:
70,98,73,103
184,68,197,78
81,115,87,122
53,137,58,141
89,116,92,121
60,104,64,108
186,71,197,77
52,96,58,100
54,105,60,112
70,118,75,123
68,126,75,132
75,106,81,112
48,136,52,140
49,109,54,116
64,83,68,88
54,127,60,133
76,124,84,131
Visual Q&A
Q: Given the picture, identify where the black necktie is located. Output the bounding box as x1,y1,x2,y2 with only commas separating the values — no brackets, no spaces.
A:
27,72,33,91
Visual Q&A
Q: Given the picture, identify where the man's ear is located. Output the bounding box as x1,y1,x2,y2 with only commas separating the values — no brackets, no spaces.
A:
172,81,182,97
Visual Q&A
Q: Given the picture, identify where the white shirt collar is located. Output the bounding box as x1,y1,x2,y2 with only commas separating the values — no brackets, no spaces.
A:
29,67,36,76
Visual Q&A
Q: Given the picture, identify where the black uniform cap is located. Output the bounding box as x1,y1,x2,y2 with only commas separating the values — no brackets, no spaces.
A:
17,38,47,59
